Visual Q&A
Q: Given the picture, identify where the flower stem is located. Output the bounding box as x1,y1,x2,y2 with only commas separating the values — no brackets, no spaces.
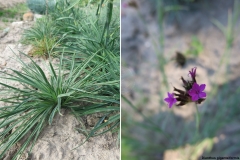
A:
195,104,200,137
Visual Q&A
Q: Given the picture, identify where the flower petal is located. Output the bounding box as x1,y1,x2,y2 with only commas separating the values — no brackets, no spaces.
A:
165,93,177,108
199,84,206,92
188,89,196,96
199,92,206,98
191,94,199,101
164,97,170,103
169,100,177,108
173,98,177,103
192,83,199,90
168,103,173,108
168,92,174,98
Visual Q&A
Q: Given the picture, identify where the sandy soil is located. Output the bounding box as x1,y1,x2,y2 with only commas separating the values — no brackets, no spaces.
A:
0,16,119,160
121,0,240,159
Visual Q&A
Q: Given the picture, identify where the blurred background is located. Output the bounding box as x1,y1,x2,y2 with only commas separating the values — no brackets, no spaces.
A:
121,0,240,159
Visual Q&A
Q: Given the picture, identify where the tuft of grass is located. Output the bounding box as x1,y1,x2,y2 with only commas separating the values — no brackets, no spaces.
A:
21,17,60,58
0,50,119,159
21,0,120,60
29,36,58,58
50,0,119,55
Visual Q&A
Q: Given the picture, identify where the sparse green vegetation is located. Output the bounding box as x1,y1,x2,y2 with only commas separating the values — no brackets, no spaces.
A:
0,3,28,18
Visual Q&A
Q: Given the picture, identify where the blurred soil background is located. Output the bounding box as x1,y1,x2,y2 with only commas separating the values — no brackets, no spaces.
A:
121,0,240,159
0,1,119,160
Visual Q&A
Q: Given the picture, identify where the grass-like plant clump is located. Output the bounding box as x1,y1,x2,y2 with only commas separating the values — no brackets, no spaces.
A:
21,17,59,58
0,51,119,158
1,0,119,159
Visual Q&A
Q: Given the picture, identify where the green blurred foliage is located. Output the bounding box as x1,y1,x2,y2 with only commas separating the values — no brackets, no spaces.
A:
0,3,28,18
186,36,204,56
122,138,137,160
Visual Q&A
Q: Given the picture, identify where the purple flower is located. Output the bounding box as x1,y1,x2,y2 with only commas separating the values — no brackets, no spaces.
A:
188,83,207,101
164,92,177,108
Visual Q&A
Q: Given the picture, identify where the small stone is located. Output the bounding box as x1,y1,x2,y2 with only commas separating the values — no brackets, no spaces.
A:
11,21,24,26
23,11,34,22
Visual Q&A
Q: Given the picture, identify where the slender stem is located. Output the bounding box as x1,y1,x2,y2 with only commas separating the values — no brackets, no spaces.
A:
157,0,169,90
45,0,48,15
195,103,200,137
